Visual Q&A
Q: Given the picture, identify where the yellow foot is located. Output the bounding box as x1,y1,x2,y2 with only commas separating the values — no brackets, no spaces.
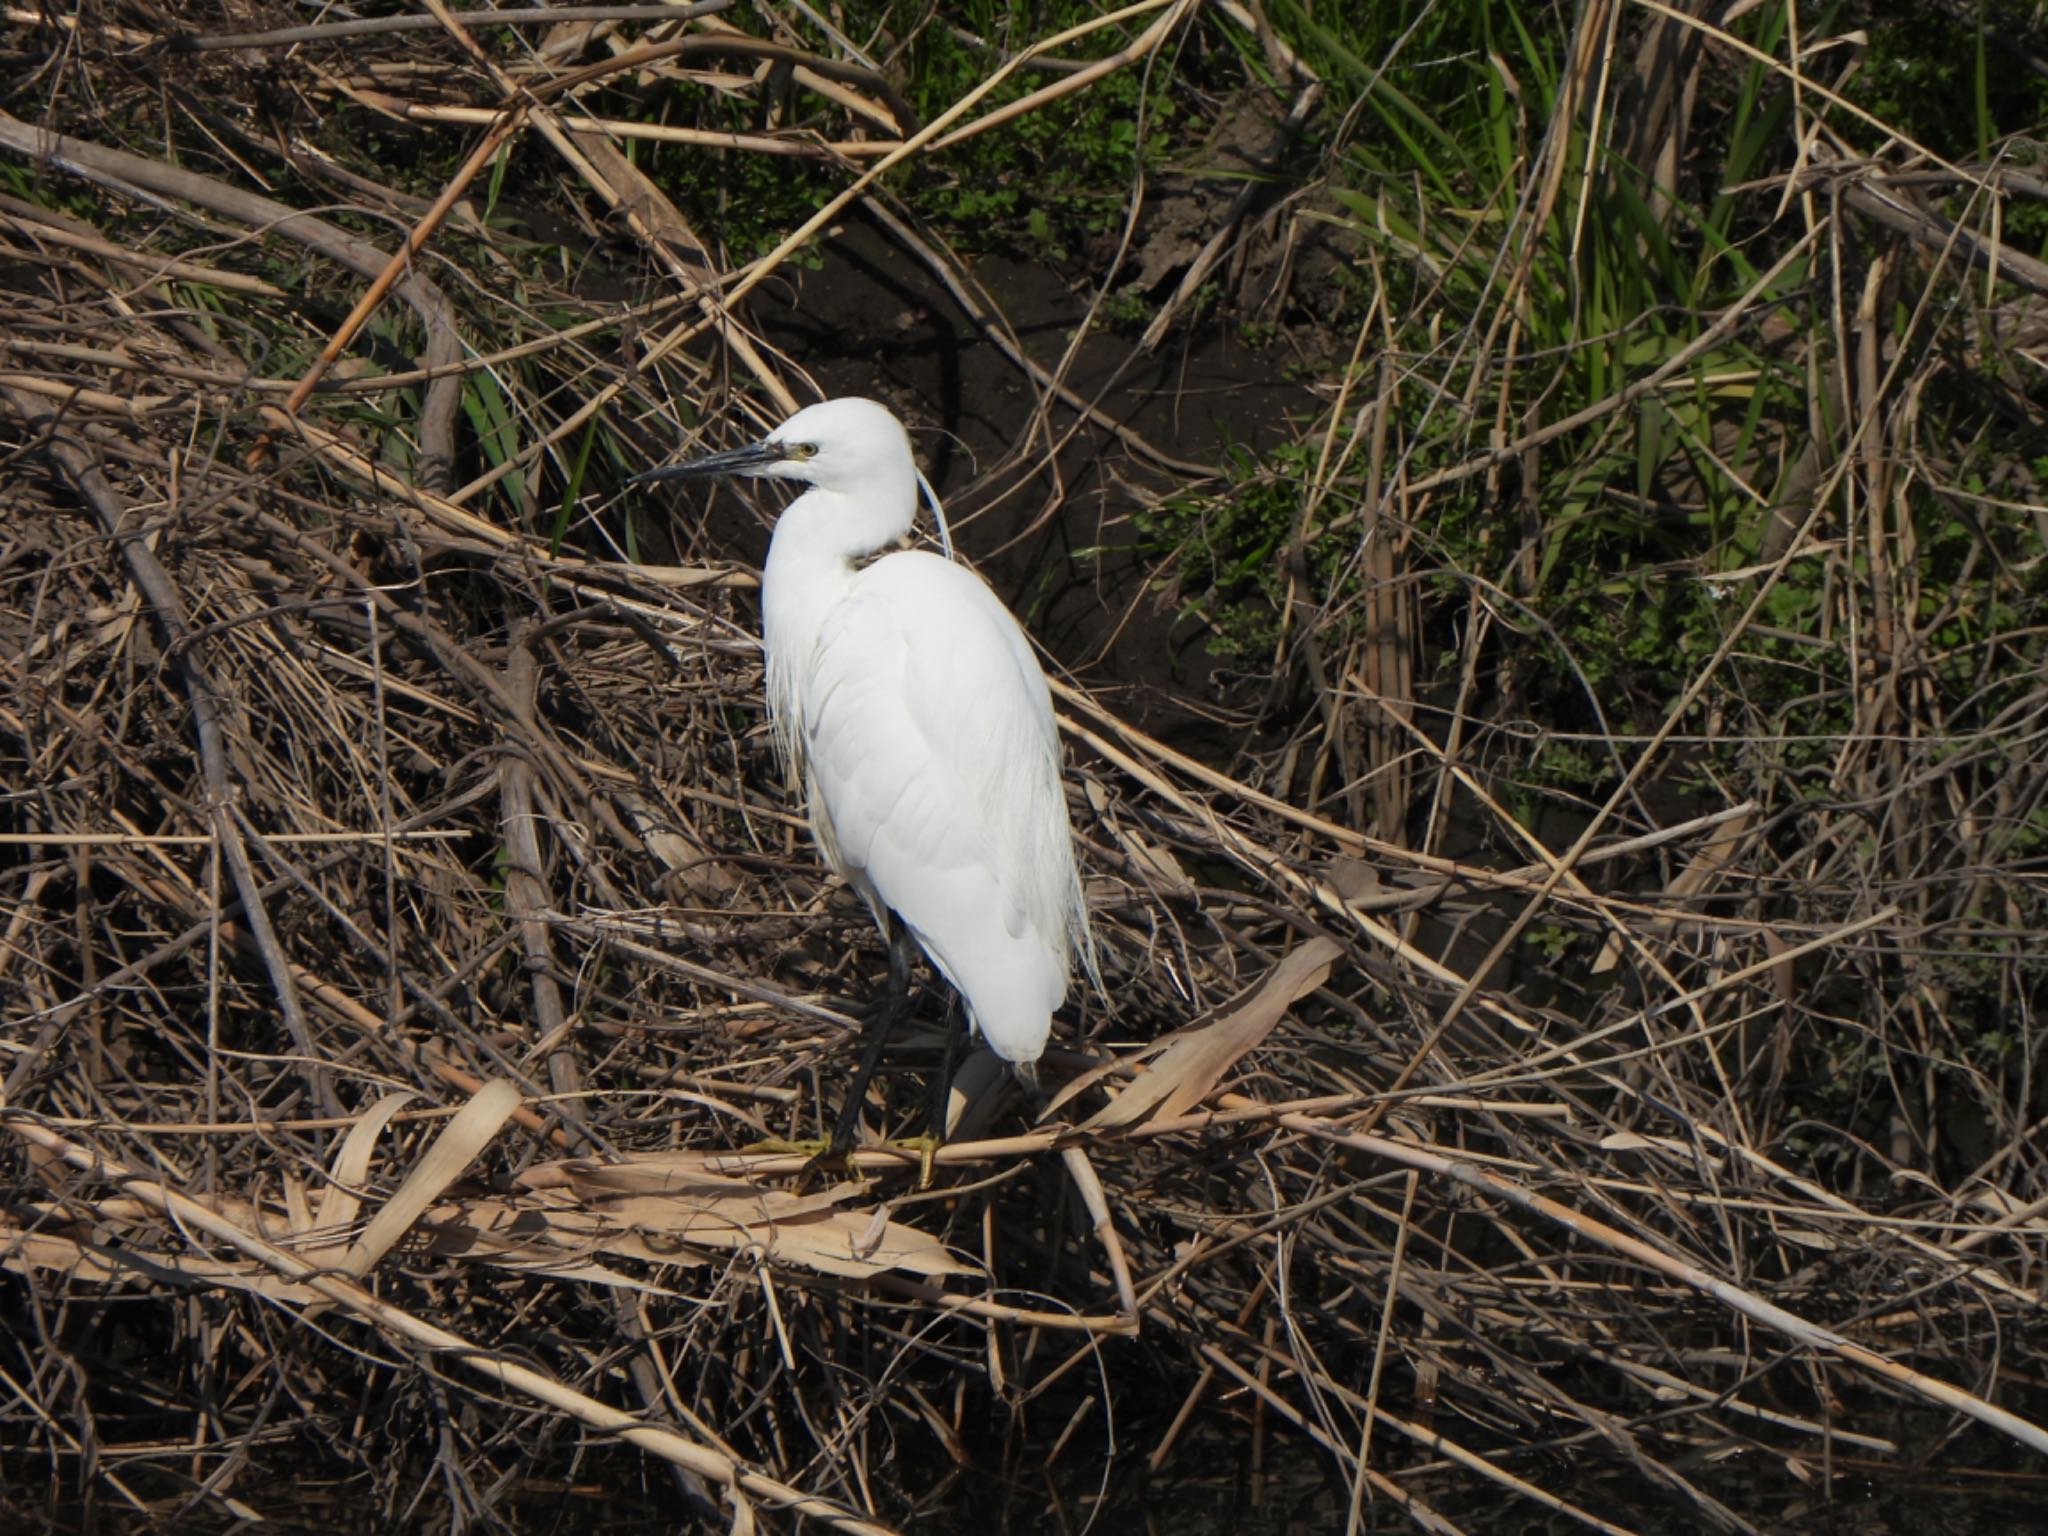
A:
888,1131,942,1190
742,1136,833,1157
740,1135,941,1190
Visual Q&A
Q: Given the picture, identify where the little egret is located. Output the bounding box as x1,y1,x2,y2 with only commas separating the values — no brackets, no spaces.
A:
637,397,1096,1164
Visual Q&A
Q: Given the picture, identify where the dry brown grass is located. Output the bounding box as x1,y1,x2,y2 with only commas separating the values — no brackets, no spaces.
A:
4,4,2048,1533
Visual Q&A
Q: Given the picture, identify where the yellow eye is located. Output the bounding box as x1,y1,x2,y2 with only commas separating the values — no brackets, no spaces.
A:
789,442,818,461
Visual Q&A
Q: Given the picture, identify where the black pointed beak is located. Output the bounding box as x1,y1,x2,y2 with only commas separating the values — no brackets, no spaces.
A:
631,439,786,485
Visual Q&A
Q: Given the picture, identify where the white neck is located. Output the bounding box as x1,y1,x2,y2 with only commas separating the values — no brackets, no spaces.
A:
759,471,918,770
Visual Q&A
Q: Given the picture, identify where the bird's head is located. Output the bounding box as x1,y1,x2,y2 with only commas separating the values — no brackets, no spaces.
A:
636,397,952,555
637,397,912,496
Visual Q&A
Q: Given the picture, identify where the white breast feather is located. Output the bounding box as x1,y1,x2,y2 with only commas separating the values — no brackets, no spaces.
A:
798,552,1081,1037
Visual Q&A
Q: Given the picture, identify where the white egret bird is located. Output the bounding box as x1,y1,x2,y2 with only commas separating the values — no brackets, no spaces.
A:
637,397,1095,1161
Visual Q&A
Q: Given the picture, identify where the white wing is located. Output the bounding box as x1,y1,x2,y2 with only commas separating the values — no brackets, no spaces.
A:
797,550,1084,1063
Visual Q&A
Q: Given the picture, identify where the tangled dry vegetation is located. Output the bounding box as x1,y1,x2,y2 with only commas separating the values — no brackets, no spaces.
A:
3,2,2048,1533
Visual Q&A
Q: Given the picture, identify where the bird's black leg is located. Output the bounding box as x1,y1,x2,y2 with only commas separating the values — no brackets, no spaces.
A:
800,917,917,1188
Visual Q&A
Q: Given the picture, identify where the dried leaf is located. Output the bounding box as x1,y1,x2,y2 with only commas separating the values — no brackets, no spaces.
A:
341,1079,522,1277
421,1201,682,1291
944,1047,1009,1140
512,1155,974,1280
311,1089,415,1246
1082,937,1340,1132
